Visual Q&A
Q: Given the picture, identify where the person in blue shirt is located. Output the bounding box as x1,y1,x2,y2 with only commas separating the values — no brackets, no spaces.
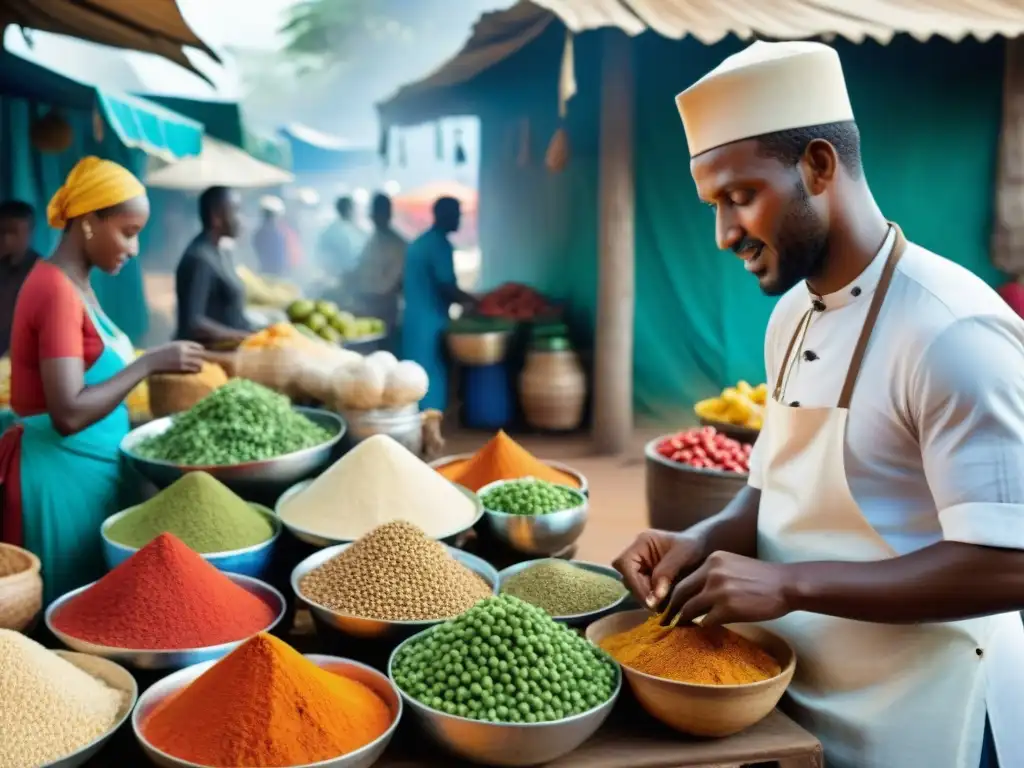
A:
401,196,475,412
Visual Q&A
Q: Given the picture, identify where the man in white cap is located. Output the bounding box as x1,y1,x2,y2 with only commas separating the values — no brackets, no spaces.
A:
614,41,1024,767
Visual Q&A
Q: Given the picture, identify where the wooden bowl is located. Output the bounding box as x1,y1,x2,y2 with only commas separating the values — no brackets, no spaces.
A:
0,543,42,633
586,609,796,737
644,436,747,532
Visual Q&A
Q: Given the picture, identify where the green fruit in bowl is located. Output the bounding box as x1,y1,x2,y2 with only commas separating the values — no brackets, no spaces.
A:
318,326,342,343
315,300,339,319
305,313,327,332
287,299,315,322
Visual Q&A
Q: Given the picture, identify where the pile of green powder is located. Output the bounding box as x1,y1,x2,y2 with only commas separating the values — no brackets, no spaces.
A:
501,560,627,617
134,379,332,466
106,472,274,553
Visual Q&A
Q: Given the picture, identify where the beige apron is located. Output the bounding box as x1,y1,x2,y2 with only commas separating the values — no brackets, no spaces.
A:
758,225,1023,768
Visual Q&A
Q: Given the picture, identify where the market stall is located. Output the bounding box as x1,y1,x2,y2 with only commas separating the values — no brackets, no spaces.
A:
446,283,590,433
0,353,820,767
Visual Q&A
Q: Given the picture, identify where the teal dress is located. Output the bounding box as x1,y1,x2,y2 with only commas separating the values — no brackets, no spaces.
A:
18,300,135,603
402,229,456,412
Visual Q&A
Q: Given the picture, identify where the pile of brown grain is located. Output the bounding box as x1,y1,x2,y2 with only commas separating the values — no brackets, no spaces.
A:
298,521,491,621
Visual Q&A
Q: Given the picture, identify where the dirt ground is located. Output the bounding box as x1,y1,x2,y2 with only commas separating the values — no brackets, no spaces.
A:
443,428,666,566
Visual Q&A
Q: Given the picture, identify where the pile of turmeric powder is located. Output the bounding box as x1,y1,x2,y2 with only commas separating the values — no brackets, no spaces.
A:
600,616,781,685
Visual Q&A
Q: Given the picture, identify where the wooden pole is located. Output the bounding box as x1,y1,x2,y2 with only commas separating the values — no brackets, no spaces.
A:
592,29,635,455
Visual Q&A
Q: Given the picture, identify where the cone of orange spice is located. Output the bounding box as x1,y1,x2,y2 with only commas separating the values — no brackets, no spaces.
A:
142,634,393,766
437,430,581,492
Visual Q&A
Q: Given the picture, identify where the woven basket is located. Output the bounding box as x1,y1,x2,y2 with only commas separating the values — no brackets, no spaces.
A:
645,436,748,532
0,543,42,633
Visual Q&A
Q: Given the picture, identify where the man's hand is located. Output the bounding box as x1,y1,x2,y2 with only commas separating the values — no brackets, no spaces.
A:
662,551,795,627
612,530,708,609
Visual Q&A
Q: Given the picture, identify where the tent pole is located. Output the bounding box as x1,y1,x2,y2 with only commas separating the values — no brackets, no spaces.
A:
592,29,635,455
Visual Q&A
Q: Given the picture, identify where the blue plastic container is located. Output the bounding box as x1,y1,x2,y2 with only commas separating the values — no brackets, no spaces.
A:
462,362,513,429
100,503,281,578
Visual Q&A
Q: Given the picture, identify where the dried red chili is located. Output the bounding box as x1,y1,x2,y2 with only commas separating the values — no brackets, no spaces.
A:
51,533,277,649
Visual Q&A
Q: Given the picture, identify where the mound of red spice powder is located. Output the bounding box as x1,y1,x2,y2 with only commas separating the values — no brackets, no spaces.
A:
143,633,393,766
51,533,278,649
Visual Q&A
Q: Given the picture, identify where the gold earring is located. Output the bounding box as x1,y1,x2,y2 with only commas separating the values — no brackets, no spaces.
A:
83,221,93,240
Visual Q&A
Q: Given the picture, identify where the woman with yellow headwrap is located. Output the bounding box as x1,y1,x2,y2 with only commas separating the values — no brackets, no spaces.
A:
0,157,204,602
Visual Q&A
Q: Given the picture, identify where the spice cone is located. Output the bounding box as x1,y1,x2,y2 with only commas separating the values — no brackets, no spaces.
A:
142,634,392,766
50,533,277,649
438,430,580,491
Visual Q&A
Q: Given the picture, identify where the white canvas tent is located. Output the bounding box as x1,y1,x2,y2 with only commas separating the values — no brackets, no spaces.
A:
147,135,293,190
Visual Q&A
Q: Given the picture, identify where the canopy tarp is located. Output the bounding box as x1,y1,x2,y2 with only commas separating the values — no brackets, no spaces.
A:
0,0,218,81
278,122,376,177
0,49,202,160
379,0,1024,127
146,135,293,190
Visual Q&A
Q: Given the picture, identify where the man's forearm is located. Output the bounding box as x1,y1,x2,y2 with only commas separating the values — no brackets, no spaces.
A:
691,485,760,559
787,541,1024,623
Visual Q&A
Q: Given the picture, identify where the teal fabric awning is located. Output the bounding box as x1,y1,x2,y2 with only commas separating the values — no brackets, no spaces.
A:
95,90,202,161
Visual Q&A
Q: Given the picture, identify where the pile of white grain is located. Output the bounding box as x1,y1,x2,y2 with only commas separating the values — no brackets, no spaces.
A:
280,434,478,540
0,630,125,768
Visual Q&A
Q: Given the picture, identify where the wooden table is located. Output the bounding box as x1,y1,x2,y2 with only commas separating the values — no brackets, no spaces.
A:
90,685,820,768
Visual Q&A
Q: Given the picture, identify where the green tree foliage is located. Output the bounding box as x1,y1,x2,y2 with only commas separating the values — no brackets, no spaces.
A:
281,0,421,69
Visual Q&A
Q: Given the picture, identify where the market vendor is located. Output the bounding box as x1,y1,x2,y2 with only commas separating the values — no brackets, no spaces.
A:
0,157,204,602
352,193,407,346
0,201,40,359
175,186,252,347
614,41,1024,768
402,196,476,412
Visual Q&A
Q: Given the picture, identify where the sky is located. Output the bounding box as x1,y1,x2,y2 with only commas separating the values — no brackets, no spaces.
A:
175,0,298,51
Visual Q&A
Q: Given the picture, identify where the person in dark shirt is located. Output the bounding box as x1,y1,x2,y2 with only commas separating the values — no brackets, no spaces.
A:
175,186,252,346
0,201,40,358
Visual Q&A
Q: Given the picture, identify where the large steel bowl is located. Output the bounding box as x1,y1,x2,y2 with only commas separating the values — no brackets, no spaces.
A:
100,503,281,578
497,559,629,627
119,406,346,493
292,542,498,641
46,574,287,671
388,628,620,766
429,453,589,497
132,654,401,768
479,480,588,556
446,330,511,366
276,481,484,548
46,651,137,768
586,609,796,737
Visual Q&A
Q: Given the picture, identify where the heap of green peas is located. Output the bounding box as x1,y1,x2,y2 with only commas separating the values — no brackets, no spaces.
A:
135,379,332,466
391,594,617,723
481,479,583,516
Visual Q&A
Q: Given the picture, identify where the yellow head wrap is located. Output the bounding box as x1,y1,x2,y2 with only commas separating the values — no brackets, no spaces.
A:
46,156,146,230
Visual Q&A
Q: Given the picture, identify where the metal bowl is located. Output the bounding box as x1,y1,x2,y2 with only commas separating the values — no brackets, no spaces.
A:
497,559,629,627
276,481,484,548
479,480,588,556
100,503,281,578
119,406,346,492
430,453,589,497
292,543,499,641
46,574,287,671
446,330,512,366
586,609,796,738
45,651,137,768
132,654,401,768
388,628,621,766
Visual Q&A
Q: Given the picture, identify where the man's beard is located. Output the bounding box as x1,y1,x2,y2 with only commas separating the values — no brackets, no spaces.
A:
762,184,829,297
